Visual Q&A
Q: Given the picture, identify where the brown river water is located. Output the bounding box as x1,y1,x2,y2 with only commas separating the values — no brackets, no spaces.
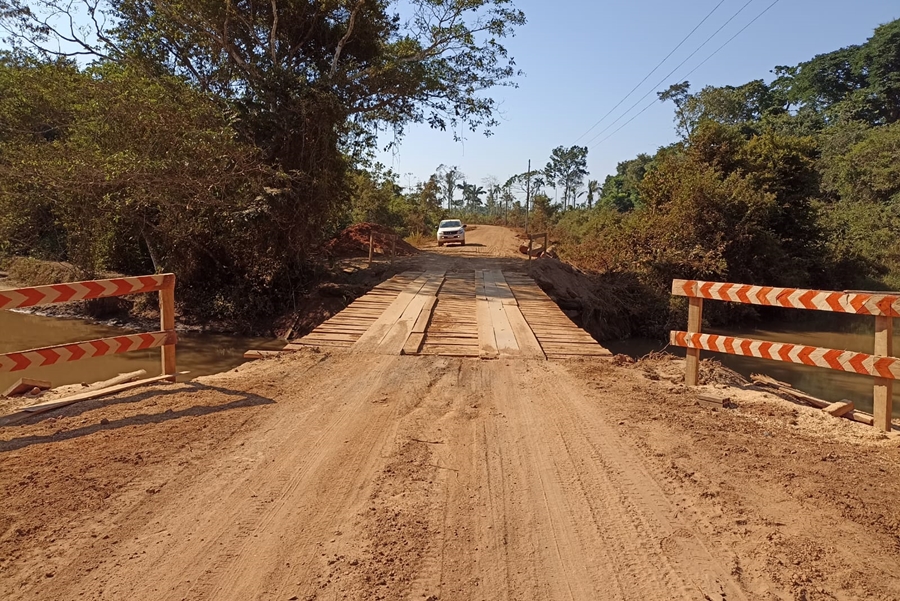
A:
0,310,285,394
606,314,900,418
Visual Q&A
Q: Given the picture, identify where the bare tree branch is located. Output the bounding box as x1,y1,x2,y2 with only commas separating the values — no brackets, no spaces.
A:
329,0,365,79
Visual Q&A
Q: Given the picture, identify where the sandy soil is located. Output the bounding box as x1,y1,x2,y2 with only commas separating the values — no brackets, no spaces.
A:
3,225,900,601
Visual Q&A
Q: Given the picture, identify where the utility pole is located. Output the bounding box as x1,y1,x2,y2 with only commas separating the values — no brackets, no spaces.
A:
525,160,531,235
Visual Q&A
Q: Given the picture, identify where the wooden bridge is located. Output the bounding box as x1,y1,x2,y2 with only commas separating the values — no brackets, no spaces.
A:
253,270,611,360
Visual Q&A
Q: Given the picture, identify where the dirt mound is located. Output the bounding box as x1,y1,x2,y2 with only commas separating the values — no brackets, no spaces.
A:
528,257,660,340
325,223,418,259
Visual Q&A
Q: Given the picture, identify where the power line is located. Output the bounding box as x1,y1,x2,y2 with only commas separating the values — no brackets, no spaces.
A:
681,0,781,81
572,0,726,145
590,97,660,150
584,0,757,147
591,0,782,150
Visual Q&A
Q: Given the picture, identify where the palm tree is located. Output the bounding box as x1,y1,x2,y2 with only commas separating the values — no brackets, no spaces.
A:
586,179,600,209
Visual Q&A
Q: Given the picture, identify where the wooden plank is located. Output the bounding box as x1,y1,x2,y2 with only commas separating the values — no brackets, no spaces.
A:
352,273,433,353
243,350,287,360
476,298,498,359
675,331,900,381
0,273,173,311
0,375,174,427
504,305,545,359
824,401,855,418
286,340,351,349
402,333,425,355
539,348,612,357
3,378,51,397
302,333,360,341
483,270,517,305
159,278,177,381
489,299,519,355
374,273,445,355
0,331,176,374
376,295,430,355
697,394,727,409
874,315,893,431
685,297,703,387
422,337,479,346
412,297,438,334
420,346,480,357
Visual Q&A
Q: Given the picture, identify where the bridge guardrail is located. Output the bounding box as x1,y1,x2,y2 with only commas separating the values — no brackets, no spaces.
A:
527,232,548,261
670,279,897,431
0,273,177,381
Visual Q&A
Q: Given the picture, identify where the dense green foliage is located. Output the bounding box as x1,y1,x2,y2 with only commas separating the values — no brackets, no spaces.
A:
0,0,525,325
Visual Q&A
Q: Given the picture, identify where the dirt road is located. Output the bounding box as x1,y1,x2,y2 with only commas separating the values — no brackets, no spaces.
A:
3,226,900,600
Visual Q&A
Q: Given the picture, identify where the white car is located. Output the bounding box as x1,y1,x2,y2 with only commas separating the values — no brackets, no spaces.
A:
437,219,466,246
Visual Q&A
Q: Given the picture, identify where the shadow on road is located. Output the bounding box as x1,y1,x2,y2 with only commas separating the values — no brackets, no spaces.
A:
0,382,275,453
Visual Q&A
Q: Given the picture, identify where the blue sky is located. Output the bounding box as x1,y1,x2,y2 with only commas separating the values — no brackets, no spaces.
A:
377,0,900,190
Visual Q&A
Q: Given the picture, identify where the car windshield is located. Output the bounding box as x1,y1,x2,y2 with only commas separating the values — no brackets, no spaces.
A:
440,220,462,228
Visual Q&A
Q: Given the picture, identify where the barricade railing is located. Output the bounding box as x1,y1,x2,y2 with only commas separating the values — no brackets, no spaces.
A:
0,274,177,381
527,232,548,262
670,279,897,431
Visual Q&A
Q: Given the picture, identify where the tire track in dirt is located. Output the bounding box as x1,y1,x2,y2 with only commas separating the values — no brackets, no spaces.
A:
532,362,747,601
61,354,434,600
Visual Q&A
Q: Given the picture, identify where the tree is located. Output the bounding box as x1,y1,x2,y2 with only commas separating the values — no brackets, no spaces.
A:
0,0,527,267
585,179,599,209
598,155,652,212
544,145,589,209
436,164,463,211
458,182,485,213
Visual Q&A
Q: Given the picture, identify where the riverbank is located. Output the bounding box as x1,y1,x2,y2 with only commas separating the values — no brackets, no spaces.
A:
1,256,408,338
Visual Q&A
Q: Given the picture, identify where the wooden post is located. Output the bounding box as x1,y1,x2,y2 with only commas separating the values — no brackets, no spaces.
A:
368,232,374,268
159,274,177,382
390,235,397,266
873,315,893,431
528,237,533,262
685,293,703,387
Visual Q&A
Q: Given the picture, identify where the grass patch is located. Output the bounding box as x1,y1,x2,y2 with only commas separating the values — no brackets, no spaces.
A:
404,231,429,248
6,257,85,286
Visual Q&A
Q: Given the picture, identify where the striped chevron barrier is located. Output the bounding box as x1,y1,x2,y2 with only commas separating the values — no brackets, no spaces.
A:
0,274,173,311
670,331,900,381
672,279,900,317
0,331,176,373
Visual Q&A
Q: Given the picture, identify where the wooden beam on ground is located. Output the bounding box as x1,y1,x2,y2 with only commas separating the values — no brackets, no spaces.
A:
3,378,51,397
823,401,855,418
0,375,174,426
244,350,288,360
